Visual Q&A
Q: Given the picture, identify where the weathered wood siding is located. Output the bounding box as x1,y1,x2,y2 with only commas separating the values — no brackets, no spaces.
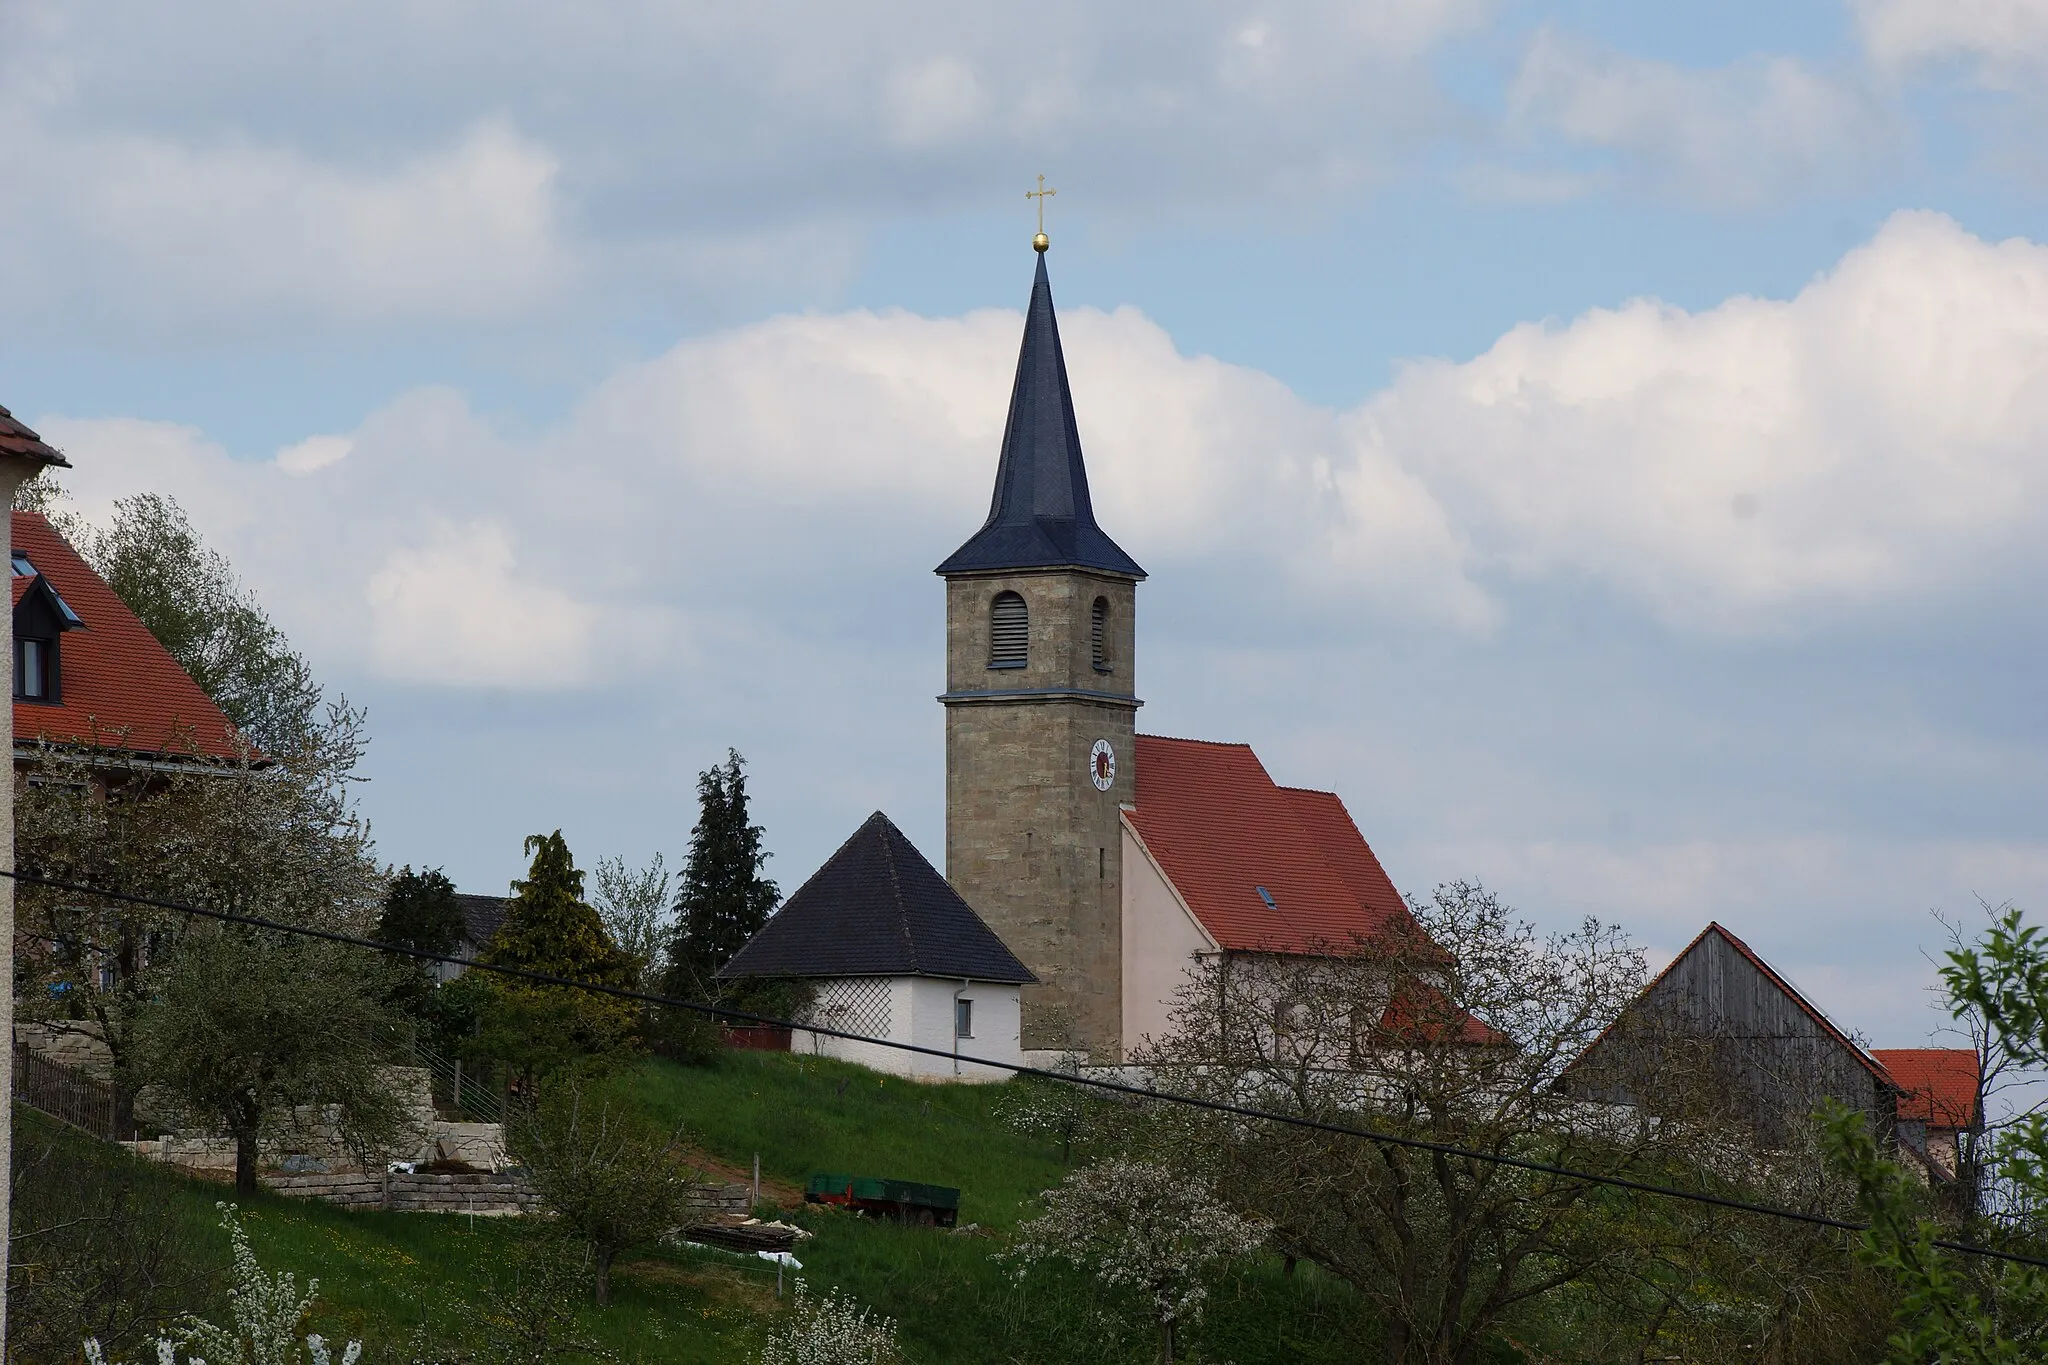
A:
1571,927,1894,1145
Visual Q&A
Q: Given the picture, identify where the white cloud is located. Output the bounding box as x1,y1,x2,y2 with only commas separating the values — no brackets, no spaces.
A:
0,116,569,330
1853,0,2048,85
32,211,2048,690
883,57,991,151
364,521,595,688
0,0,1488,329
1364,210,2048,628
1506,30,1892,206
276,435,352,475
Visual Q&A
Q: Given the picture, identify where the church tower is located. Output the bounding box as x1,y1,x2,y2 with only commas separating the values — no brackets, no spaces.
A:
937,243,1144,1061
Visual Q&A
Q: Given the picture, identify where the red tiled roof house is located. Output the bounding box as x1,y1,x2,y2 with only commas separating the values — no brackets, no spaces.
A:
12,508,243,767
1119,736,1455,1058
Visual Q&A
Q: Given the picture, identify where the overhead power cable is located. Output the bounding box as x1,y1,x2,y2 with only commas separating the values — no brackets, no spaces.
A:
7,865,2042,1271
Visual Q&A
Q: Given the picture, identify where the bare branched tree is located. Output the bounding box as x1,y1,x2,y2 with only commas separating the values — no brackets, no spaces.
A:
591,853,671,992
14,702,383,1140
1133,881,1747,1365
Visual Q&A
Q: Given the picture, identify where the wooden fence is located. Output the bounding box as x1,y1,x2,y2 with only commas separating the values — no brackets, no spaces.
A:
11,1040,132,1141
720,1025,792,1052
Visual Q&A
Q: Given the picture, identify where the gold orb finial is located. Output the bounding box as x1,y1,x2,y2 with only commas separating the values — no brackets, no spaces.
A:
1026,174,1056,252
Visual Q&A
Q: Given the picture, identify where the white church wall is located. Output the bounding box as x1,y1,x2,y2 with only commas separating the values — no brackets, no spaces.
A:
1121,818,1219,1061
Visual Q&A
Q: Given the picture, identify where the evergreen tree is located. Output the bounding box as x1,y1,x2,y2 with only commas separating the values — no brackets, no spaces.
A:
479,831,638,1080
376,866,465,956
487,833,627,983
375,866,465,1016
666,750,781,992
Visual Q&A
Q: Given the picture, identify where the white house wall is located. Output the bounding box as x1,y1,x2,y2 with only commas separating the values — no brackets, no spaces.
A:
797,976,915,1075
796,976,1022,1083
1121,817,1218,1061
906,977,1022,1082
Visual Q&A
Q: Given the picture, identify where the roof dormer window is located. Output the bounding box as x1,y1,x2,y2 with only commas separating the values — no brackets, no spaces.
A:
13,571,78,704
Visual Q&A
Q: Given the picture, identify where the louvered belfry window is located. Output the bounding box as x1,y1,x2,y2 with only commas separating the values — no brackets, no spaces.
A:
1091,596,1110,671
990,591,1028,669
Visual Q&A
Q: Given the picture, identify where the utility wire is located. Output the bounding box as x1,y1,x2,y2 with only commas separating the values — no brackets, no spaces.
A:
8,866,2044,1271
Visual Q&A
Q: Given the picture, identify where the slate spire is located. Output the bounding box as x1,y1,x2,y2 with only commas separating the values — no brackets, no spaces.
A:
935,253,1145,578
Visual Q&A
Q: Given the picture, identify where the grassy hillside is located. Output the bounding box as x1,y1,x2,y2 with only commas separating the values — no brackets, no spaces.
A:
13,1052,1379,1363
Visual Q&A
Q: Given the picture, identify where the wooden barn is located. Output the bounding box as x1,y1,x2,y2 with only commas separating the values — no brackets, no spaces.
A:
1564,922,1903,1147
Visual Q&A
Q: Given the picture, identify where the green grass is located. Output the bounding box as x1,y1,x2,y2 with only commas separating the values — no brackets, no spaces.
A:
17,1052,1380,1363
619,1051,1069,1228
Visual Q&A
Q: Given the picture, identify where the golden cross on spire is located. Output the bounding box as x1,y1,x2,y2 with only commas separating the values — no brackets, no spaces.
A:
1026,174,1056,252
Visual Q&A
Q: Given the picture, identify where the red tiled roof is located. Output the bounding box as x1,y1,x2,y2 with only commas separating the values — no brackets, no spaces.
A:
1378,980,1510,1047
0,405,69,466
11,510,241,760
1872,1048,1981,1130
1127,735,1419,954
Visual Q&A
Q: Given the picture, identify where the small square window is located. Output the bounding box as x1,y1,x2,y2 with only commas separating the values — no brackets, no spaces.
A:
11,552,33,577
954,998,974,1039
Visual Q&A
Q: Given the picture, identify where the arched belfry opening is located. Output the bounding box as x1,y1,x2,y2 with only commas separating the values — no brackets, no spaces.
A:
1091,596,1110,672
989,591,1028,669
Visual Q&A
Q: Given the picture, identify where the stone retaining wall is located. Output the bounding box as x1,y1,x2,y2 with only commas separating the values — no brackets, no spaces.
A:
386,1172,542,1215
257,1170,541,1215
201,1169,738,1218
262,1173,388,1209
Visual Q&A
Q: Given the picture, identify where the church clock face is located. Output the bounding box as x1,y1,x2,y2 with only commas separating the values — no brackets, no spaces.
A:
1089,739,1116,792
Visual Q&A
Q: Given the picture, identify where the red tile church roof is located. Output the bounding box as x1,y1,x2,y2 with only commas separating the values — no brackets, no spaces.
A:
1871,1048,1981,1130
12,510,242,760
1127,735,1418,954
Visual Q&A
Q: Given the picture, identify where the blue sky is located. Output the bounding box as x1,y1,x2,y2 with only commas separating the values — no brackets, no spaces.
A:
5,0,2047,1044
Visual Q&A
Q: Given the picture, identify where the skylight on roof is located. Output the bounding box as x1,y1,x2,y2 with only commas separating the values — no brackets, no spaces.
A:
13,554,83,624
1256,885,1277,910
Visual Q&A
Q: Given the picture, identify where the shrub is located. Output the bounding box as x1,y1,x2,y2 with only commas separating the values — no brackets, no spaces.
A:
761,1280,902,1365
81,1202,362,1365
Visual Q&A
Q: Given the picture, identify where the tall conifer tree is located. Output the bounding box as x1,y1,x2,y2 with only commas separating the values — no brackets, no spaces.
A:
488,832,630,985
667,751,780,993
480,831,637,1080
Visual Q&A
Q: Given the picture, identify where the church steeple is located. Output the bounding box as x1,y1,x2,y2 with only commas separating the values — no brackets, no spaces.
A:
937,239,1143,1061
935,254,1145,579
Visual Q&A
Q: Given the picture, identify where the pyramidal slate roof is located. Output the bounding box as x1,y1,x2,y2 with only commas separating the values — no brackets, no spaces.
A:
935,253,1144,579
718,812,1035,983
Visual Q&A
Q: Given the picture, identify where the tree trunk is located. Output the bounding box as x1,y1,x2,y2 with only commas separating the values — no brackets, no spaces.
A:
593,1244,614,1305
1159,1316,1175,1364
112,1082,138,1142
235,1124,261,1195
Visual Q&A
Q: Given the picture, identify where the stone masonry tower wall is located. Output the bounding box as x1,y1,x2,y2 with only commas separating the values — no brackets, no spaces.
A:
943,569,1137,1057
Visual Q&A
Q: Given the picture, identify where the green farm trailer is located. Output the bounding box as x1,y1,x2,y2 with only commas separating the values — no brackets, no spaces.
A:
805,1172,961,1227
